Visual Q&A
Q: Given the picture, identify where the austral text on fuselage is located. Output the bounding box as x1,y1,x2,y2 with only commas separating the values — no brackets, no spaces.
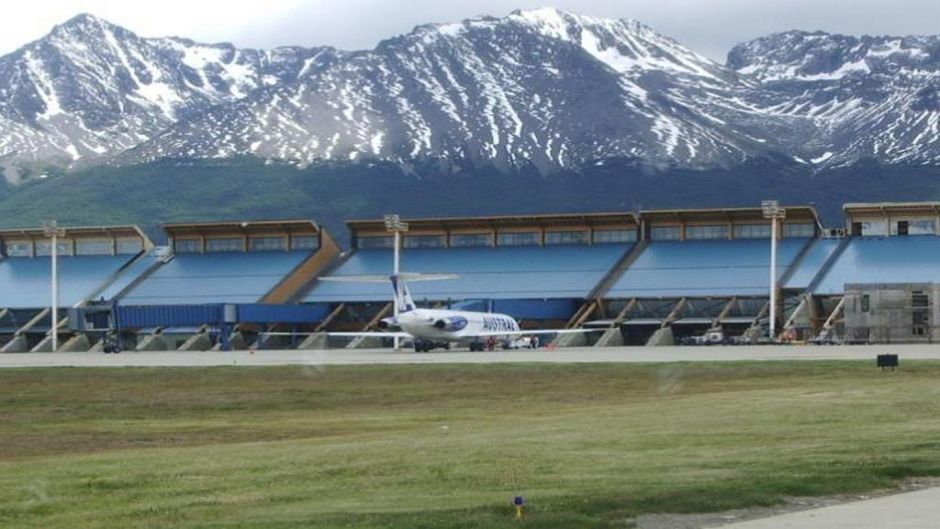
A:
482,316,517,332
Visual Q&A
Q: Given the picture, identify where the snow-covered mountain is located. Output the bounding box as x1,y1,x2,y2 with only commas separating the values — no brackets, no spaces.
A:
3,9,940,182
728,31,940,165
121,8,806,171
0,14,318,181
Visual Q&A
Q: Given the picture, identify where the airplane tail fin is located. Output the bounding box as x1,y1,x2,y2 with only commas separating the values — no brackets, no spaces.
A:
390,275,416,313
319,273,459,314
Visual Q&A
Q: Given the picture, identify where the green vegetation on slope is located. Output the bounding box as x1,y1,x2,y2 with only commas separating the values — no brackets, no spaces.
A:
1,362,940,528
3,157,940,242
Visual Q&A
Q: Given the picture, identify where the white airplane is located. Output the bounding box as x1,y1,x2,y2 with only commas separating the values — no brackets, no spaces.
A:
321,273,596,352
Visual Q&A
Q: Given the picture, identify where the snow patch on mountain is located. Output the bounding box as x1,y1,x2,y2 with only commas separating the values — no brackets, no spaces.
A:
4,10,940,181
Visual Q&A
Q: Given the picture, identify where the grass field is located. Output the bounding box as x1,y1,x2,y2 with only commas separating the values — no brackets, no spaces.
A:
1,361,940,528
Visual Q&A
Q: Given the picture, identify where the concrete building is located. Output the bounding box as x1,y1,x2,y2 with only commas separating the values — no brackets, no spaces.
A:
7,201,940,350
843,283,937,343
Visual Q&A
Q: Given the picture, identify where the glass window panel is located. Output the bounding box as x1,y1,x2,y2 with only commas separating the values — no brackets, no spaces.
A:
497,232,540,246
116,239,143,255
4,242,32,257
592,229,637,244
206,238,243,252
733,223,772,239
545,230,589,245
782,223,816,238
76,240,113,256
685,225,729,240
35,240,72,256
403,235,446,248
650,226,681,241
891,219,935,236
449,233,494,247
857,221,887,237
290,235,319,251
909,220,936,235
357,236,394,249
174,239,202,253
250,236,286,251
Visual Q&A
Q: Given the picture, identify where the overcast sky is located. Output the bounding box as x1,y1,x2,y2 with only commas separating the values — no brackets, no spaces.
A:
2,0,938,62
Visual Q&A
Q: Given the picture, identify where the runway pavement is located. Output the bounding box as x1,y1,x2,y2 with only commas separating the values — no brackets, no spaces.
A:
716,486,940,528
2,343,940,368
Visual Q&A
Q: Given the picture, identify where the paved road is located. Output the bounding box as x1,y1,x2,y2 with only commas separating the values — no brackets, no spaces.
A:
1,343,939,368
716,486,940,528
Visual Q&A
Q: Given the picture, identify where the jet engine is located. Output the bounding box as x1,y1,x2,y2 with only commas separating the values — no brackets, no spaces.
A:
377,317,399,330
432,316,468,331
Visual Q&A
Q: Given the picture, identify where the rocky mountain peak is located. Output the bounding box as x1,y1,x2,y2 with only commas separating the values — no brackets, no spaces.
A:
3,11,940,184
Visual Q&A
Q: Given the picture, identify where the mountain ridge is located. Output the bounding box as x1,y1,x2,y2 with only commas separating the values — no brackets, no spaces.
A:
1,9,940,183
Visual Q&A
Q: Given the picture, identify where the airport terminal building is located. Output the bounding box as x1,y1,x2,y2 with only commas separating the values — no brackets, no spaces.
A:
1,201,939,351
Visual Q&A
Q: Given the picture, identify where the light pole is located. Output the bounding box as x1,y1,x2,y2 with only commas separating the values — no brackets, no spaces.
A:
42,220,66,351
761,201,786,341
383,214,409,350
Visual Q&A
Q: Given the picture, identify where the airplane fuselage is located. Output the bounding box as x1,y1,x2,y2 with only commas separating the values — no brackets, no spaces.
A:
389,308,520,343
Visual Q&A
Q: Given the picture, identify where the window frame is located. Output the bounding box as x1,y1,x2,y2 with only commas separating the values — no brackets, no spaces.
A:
591,229,637,244
544,230,589,246
497,232,541,247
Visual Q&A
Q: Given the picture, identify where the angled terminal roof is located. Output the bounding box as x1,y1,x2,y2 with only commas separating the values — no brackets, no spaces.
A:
0,225,151,309
607,238,810,299
782,238,843,290
813,236,940,295
120,251,313,305
119,219,335,306
0,255,139,309
306,245,632,302
310,212,637,303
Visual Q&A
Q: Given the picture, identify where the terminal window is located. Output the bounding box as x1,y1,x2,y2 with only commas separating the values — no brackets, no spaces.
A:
733,223,772,239
116,239,143,254
174,239,202,253
685,225,729,240
545,230,589,245
403,235,446,248
357,236,394,249
250,237,286,251
497,232,540,246
450,233,494,247
782,223,816,238
4,241,32,257
76,239,113,256
290,235,319,251
592,229,637,244
892,219,935,236
650,226,681,241
35,241,73,256
856,221,887,237
206,237,244,252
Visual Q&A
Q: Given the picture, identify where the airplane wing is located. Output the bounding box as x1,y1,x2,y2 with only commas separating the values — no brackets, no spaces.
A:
463,328,603,338
261,331,411,338
322,331,411,338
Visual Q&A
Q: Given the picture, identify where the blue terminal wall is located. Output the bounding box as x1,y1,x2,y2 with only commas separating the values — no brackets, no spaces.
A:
305,245,631,318
813,236,940,295
0,255,136,309
607,238,810,299
96,250,163,301
120,251,310,305
782,238,843,290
